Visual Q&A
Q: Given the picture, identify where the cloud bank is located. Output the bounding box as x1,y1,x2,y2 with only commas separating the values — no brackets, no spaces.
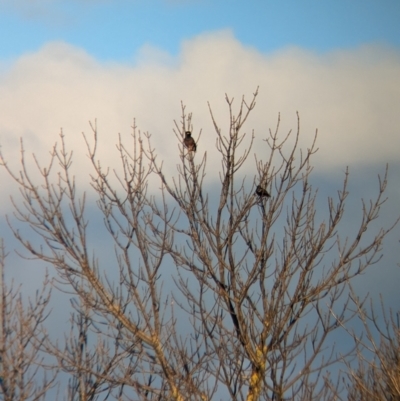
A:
0,30,398,316
0,30,399,211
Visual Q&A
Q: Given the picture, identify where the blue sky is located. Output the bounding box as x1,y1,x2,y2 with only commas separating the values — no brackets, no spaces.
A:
1,0,400,62
0,0,399,307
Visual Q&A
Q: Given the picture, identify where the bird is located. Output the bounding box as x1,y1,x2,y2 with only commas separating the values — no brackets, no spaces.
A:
183,131,197,152
255,185,270,198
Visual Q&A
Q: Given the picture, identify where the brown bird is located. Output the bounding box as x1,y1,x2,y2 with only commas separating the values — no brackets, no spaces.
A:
183,131,197,152
255,185,270,198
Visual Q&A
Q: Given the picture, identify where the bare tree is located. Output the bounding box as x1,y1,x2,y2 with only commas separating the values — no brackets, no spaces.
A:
0,89,397,400
343,294,400,401
42,294,129,401
0,239,56,400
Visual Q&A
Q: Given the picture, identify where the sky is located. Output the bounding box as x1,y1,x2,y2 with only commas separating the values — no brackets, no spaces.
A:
0,0,399,165
0,0,398,287
0,0,399,370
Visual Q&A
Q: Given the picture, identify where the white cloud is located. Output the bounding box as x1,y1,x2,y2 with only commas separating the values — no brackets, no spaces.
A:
0,0,122,24
0,0,58,20
1,30,399,323
0,31,399,213
0,0,186,22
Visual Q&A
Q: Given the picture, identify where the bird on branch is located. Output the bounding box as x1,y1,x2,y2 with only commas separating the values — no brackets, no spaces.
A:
183,131,197,152
255,185,270,198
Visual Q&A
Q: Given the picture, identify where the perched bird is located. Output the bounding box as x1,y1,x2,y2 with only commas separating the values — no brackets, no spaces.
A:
183,131,197,152
255,185,270,198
